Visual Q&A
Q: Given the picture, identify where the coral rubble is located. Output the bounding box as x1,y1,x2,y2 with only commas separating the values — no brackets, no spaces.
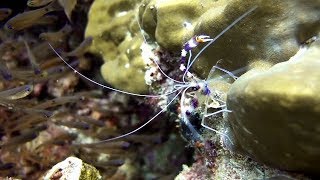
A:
44,156,101,180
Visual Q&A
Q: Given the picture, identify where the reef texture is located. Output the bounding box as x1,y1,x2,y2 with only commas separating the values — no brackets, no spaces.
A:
0,0,192,179
85,0,320,177
86,0,319,92
227,40,320,174
85,0,148,93
140,0,319,77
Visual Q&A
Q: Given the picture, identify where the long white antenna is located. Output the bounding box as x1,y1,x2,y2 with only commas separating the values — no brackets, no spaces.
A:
49,43,183,98
183,6,258,78
78,89,183,145
136,13,185,84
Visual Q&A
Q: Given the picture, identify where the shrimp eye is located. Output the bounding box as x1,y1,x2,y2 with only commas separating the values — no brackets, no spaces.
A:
185,110,191,116
195,36,201,42
195,36,206,43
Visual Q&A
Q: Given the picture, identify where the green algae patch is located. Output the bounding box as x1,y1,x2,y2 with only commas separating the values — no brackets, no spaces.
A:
85,0,148,93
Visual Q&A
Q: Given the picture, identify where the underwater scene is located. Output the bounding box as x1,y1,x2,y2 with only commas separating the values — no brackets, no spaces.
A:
0,0,319,179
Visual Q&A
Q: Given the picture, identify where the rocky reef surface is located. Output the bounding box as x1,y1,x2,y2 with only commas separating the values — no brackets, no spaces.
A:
87,0,319,91
85,0,148,93
0,0,190,179
85,0,320,179
0,0,319,179
44,157,101,180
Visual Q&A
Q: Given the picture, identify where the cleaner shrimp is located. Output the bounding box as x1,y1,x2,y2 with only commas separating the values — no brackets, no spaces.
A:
48,6,257,145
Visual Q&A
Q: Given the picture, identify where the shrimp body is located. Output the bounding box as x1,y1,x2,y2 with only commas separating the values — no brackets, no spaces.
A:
49,6,257,145
180,35,213,71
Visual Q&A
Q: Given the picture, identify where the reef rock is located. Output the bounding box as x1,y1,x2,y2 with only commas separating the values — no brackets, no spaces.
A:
44,156,101,180
140,0,319,77
85,0,148,93
226,40,320,174
86,0,319,92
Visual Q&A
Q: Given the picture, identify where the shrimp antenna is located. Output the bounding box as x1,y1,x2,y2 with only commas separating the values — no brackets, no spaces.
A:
136,12,185,84
183,6,258,78
78,89,183,145
48,43,183,98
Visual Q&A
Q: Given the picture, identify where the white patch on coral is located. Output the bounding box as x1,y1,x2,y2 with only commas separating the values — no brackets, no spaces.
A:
183,21,193,30
144,70,154,85
116,11,128,17
141,42,163,85
247,44,256,51
141,42,155,65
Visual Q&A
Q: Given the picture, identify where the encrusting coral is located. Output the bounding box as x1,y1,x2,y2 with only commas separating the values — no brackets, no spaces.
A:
85,0,148,93
227,39,320,174
86,0,319,92
139,0,319,77
86,0,319,178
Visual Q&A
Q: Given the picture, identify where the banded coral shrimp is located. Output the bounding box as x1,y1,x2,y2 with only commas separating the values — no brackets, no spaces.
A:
48,6,257,146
